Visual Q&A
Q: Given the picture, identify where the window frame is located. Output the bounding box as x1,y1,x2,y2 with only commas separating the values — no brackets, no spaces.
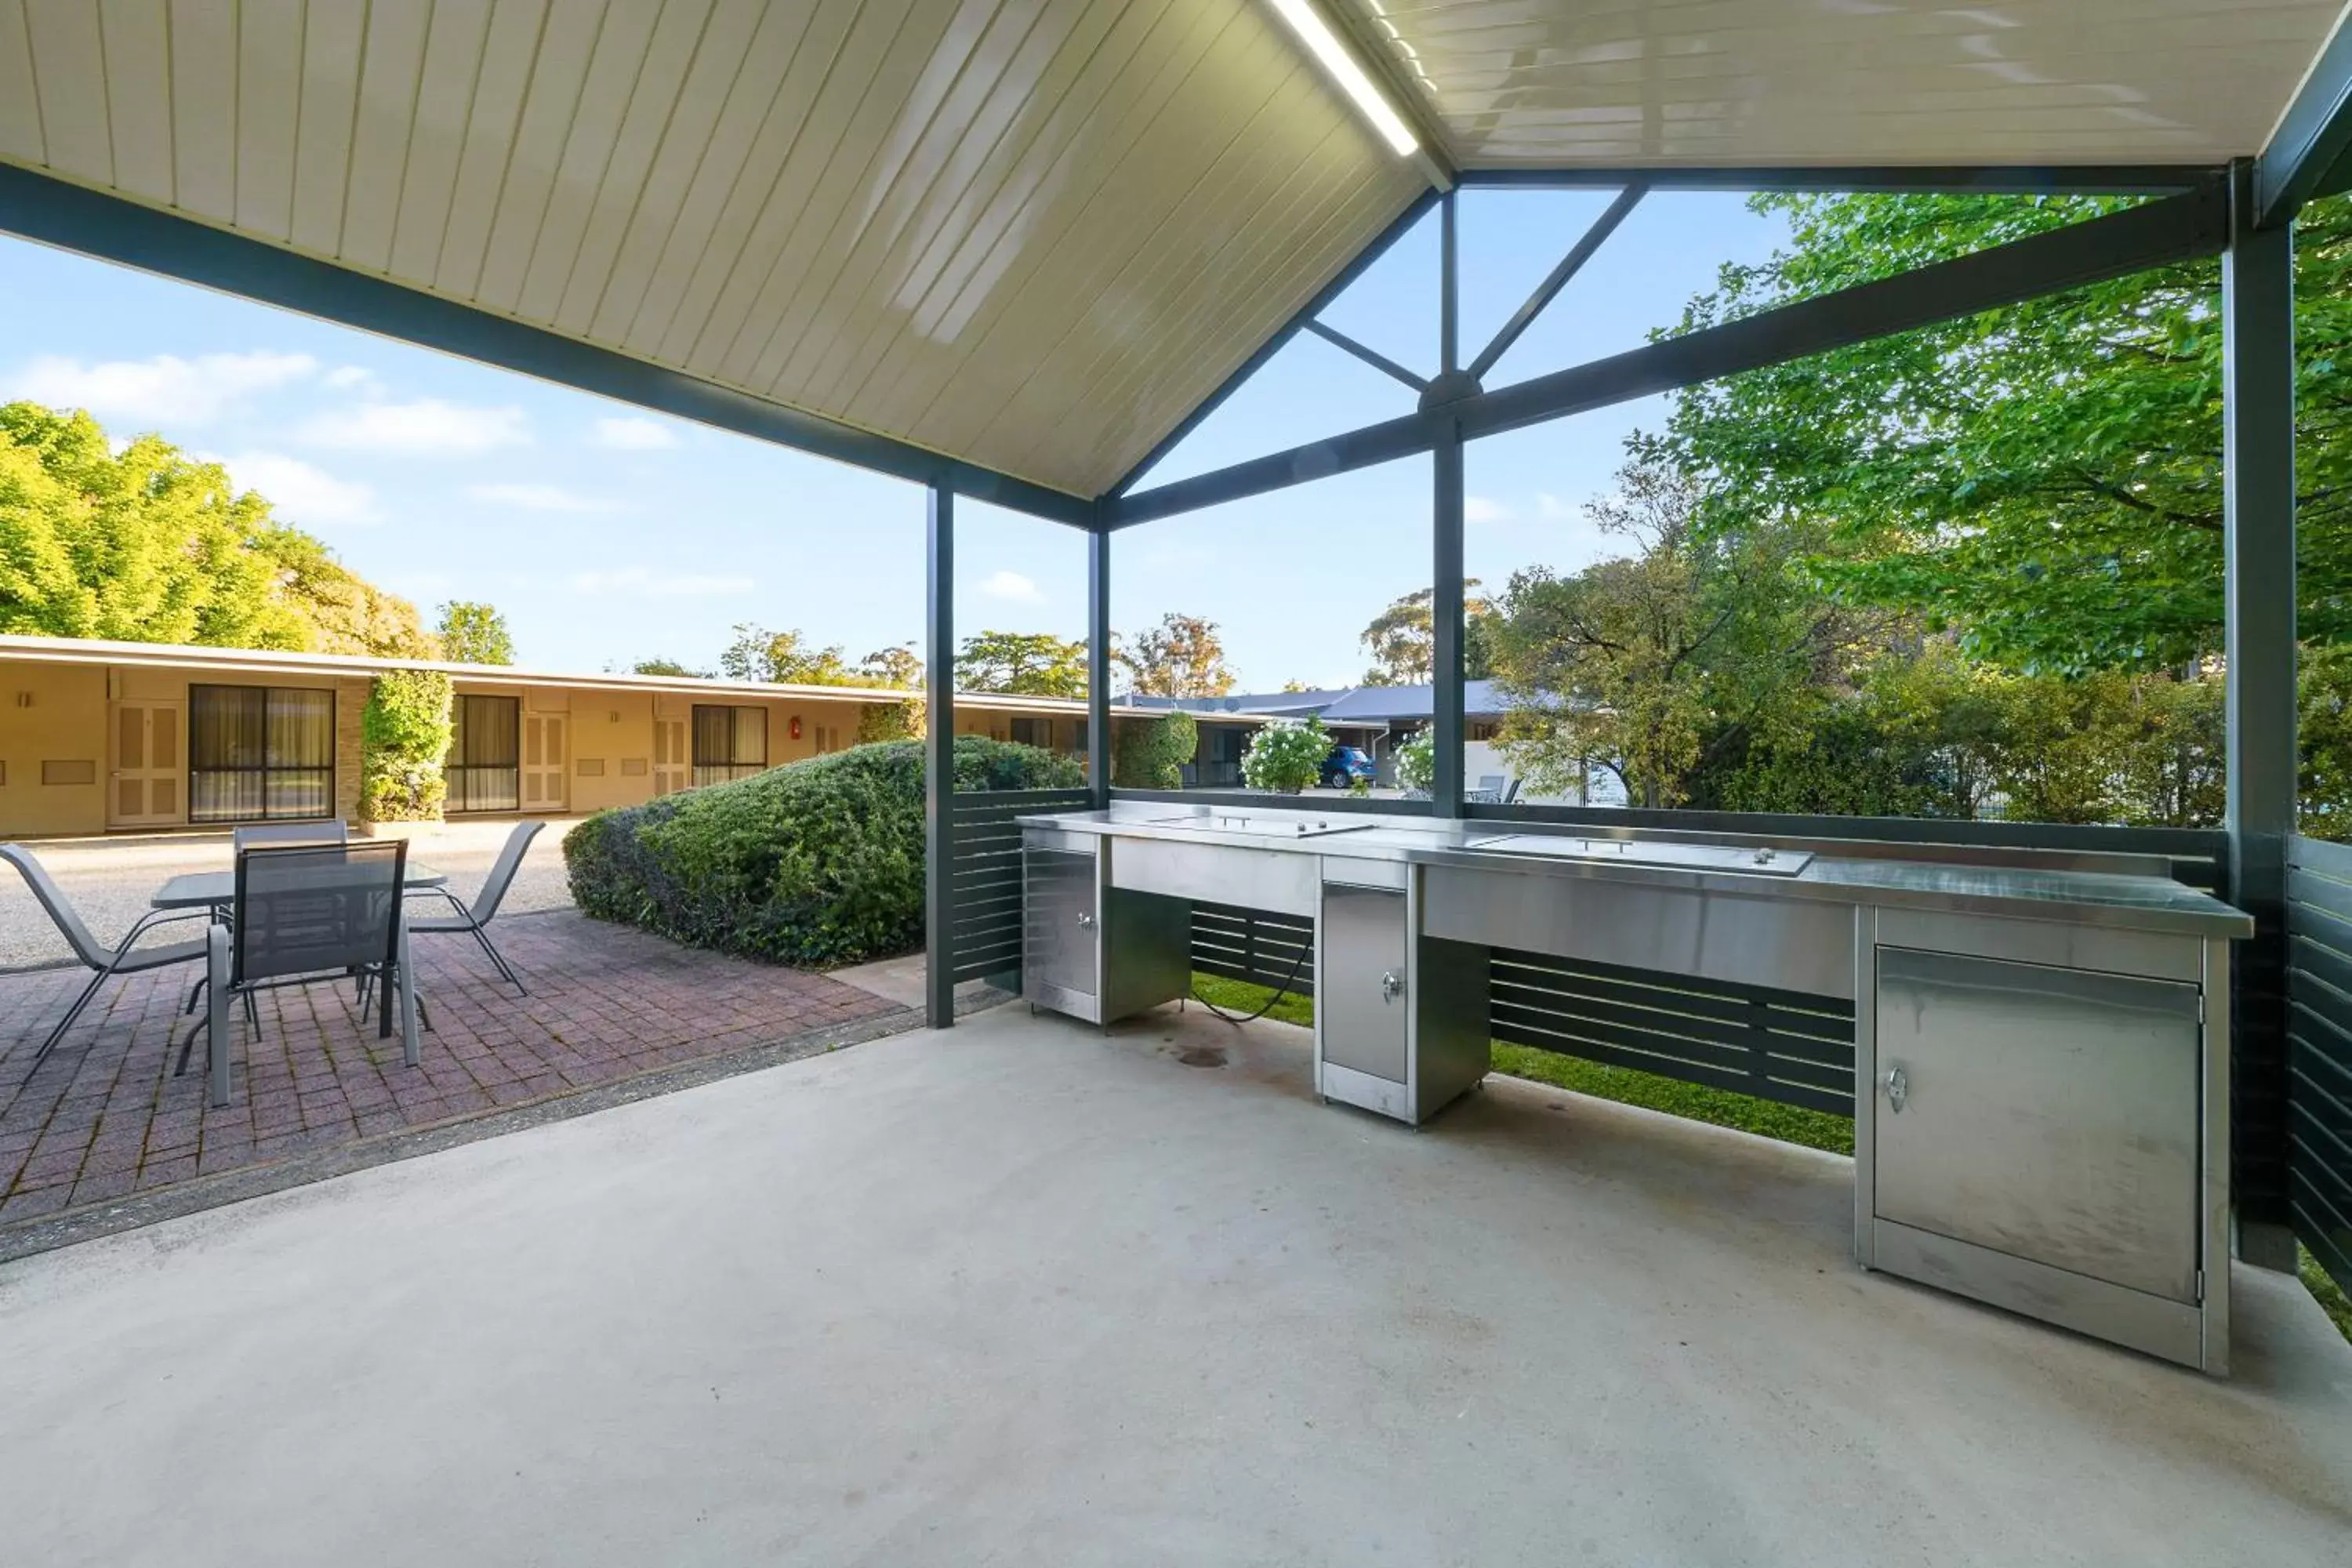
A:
187,683,338,824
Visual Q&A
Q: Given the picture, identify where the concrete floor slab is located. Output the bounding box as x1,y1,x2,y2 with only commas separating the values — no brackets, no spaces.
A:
1,1004,2347,1566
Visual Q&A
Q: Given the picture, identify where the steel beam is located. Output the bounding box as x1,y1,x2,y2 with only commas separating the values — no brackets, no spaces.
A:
1467,183,1646,383
1432,422,1467,818
0,162,1094,528
1105,189,1440,499
1459,165,2223,196
1087,530,1112,808
2256,14,2352,227
2223,163,2299,1266
1440,191,1461,374
1301,319,1427,391
925,485,956,1029
1109,181,2229,527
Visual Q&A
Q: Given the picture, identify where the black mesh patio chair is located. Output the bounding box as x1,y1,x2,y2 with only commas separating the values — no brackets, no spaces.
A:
176,841,422,1107
373,820,543,1000
231,821,349,851
2,843,212,1083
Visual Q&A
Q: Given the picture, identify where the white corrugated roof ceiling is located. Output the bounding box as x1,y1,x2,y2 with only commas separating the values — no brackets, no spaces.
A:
1342,0,2345,169
0,2,2343,502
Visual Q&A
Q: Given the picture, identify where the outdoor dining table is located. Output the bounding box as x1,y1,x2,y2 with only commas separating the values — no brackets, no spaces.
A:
154,865,447,1098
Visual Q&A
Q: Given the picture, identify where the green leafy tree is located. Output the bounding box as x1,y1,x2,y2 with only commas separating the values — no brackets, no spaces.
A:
1240,717,1330,793
1359,583,1495,685
1490,461,1866,808
955,630,1089,698
1120,613,1236,698
720,623,861,684
861,641,923,688
437,600,516,665
627,657,708,677
1654,191,2352,675
0,401,430,654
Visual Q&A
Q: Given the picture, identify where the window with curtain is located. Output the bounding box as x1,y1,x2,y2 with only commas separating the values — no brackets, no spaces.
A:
189,685,336,822
691,705,768,786
445,695,521,812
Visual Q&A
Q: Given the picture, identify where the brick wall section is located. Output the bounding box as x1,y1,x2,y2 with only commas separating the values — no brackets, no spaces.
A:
336,677,371,823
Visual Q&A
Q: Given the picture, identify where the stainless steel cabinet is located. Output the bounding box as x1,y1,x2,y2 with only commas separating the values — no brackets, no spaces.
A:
1875,949,2202,1302
1319,884,1410,1083
1024,848,1097,1004
1022,837,1190,1027
1316,869,1489,1126
1861,930,2226,1372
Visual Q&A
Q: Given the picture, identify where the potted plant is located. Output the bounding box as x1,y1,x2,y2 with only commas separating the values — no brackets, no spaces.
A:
1240,716,1330,795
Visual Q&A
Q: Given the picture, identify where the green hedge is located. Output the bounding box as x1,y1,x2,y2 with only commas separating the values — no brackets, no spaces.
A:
361,670,452,822
563,735,1081,967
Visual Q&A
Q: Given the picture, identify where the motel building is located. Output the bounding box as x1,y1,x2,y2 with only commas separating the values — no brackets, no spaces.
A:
0,634,1254,840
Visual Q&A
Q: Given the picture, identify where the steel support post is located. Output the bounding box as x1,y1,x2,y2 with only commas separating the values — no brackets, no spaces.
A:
1432,423,1467,818
2223,164,2299,1268
1439,191,1460,375
925,484,956,1029
1088,528,1112,808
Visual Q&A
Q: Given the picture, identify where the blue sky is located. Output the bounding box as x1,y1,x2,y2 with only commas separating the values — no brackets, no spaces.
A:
0,189,1786,690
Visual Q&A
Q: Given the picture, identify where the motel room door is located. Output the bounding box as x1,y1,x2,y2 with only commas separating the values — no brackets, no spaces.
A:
523,711,568,812
652,713,688,796
109,699,185,828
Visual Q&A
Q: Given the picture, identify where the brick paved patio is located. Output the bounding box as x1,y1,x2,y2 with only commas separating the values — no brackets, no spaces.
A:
0,911,908,1226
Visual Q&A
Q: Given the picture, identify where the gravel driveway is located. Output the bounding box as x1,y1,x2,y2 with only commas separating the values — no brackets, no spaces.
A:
0,819,582,972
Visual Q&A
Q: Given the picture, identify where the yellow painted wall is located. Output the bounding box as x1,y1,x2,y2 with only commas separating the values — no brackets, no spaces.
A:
2,654,1165,837
0,662,110,837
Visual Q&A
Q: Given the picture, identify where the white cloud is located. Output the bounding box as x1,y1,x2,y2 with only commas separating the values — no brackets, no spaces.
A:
299,397,530,455
219,452,383,526
978,569,1043,603
592,416,680,450
567,567,756,600
3,350,319,424
321,365,384,394
466,481,620,514
1465,495,1514,524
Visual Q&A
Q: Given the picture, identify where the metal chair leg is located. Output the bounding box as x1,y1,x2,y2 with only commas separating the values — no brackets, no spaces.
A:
472,925,526,996
22,968,110,1082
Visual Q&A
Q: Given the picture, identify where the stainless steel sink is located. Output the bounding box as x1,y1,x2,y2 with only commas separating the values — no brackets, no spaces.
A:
1146,813,1374,840
1465,833,1813,876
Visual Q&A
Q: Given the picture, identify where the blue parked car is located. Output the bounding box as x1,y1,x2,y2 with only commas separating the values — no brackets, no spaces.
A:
1319,745,1377,789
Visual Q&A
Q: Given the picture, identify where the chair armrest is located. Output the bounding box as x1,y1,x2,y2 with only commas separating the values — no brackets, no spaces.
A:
114,905,217,954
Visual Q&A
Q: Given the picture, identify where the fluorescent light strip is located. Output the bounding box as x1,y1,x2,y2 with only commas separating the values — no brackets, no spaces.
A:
1269,0,1420,158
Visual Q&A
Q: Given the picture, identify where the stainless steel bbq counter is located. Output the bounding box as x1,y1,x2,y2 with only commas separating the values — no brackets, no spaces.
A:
1015,803,2253,1373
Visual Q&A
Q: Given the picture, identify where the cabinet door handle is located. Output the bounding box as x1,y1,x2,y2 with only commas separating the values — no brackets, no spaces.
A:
1881,1065,1907,1113
1076,912,1095,930
1379,970,1403,1004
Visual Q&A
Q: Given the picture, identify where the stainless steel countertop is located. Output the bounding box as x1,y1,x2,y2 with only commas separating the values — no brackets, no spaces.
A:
1015,807,2253,940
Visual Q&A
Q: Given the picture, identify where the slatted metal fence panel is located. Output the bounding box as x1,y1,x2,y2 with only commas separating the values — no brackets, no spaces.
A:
1191,902,1316,996
2286,835,2352,1286
1490,949,1857,1116
949,790,1091,984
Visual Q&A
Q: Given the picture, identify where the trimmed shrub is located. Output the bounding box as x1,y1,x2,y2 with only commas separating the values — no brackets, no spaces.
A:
1240,716,1328,793
563,735,1081,967
855,698,922,744
1113,709,1197,788
1395,731,1436,794
360,670,452,822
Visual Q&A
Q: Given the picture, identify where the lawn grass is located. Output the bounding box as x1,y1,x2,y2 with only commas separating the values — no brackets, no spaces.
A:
1189,973,2352,1346
2303,1247,2352,1345
1189,972,1850,1155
